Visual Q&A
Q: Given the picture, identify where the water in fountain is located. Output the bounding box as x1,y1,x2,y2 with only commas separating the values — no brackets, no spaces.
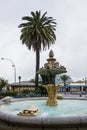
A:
1,99,87,117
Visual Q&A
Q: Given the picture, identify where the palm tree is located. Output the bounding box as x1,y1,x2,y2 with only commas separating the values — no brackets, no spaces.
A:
18,11,57,89
60,75,69,92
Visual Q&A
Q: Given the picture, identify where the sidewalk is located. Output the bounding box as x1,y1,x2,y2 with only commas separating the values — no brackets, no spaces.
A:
62,93,87,100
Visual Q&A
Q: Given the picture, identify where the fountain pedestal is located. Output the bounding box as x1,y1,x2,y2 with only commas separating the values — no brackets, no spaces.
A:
45,84,58,106
38,50,67,106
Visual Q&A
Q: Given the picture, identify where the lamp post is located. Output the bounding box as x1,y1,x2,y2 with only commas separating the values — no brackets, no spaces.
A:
85,77,87,94
1,57,16,83
18,76,21,84
83,77,87,94
18,76,21,92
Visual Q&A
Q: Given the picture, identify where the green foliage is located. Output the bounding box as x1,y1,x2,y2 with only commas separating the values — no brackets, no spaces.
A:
29,79,35,83
0,87,46,98
6,85,10,91
0,78,8,92
21,89,31,94
0,91,18,98
21,88,42,95
18,11,57,89
60,75,69,86
18,11,57,51
60,75,69,82
20,87,44,97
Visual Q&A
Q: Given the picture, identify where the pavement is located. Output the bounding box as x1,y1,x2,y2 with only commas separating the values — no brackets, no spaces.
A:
62,93,87,99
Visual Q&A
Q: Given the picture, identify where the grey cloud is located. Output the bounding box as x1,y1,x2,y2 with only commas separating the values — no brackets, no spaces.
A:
0,0,87,82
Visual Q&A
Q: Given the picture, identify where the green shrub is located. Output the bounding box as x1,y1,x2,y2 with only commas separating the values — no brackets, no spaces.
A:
21,89,31,94
0,91,18,98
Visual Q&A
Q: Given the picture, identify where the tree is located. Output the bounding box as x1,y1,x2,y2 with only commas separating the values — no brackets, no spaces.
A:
18,11,57,89
29,79,35,83
0,78,8,92
60,75,69,92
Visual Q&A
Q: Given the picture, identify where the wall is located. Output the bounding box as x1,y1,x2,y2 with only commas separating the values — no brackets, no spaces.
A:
0,112,87,130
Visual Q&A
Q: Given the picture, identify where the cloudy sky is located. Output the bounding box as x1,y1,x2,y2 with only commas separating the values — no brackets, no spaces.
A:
0,0,87,83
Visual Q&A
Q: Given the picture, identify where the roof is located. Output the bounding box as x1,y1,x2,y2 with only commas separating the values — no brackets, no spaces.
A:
10,81,35,87
60,84,87,88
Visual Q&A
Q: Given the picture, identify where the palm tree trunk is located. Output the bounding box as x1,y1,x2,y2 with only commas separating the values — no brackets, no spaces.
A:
64,81,66,93
35,49,40,90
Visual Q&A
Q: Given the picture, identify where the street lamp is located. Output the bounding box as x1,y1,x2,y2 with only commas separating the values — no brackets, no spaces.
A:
18,76,21,85
1,57,16,83
18,76,21,92
83,77,87,94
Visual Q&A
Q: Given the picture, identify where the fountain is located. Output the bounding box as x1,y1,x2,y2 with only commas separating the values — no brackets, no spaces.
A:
0,50,87,130
38,50,67,105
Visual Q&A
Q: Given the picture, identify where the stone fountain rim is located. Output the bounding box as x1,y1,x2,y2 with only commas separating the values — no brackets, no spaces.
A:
0,110,87,126
0,96,87,105
0,97,87,128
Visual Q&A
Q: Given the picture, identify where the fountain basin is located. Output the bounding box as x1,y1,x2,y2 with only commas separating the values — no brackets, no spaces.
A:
0,98,87,130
